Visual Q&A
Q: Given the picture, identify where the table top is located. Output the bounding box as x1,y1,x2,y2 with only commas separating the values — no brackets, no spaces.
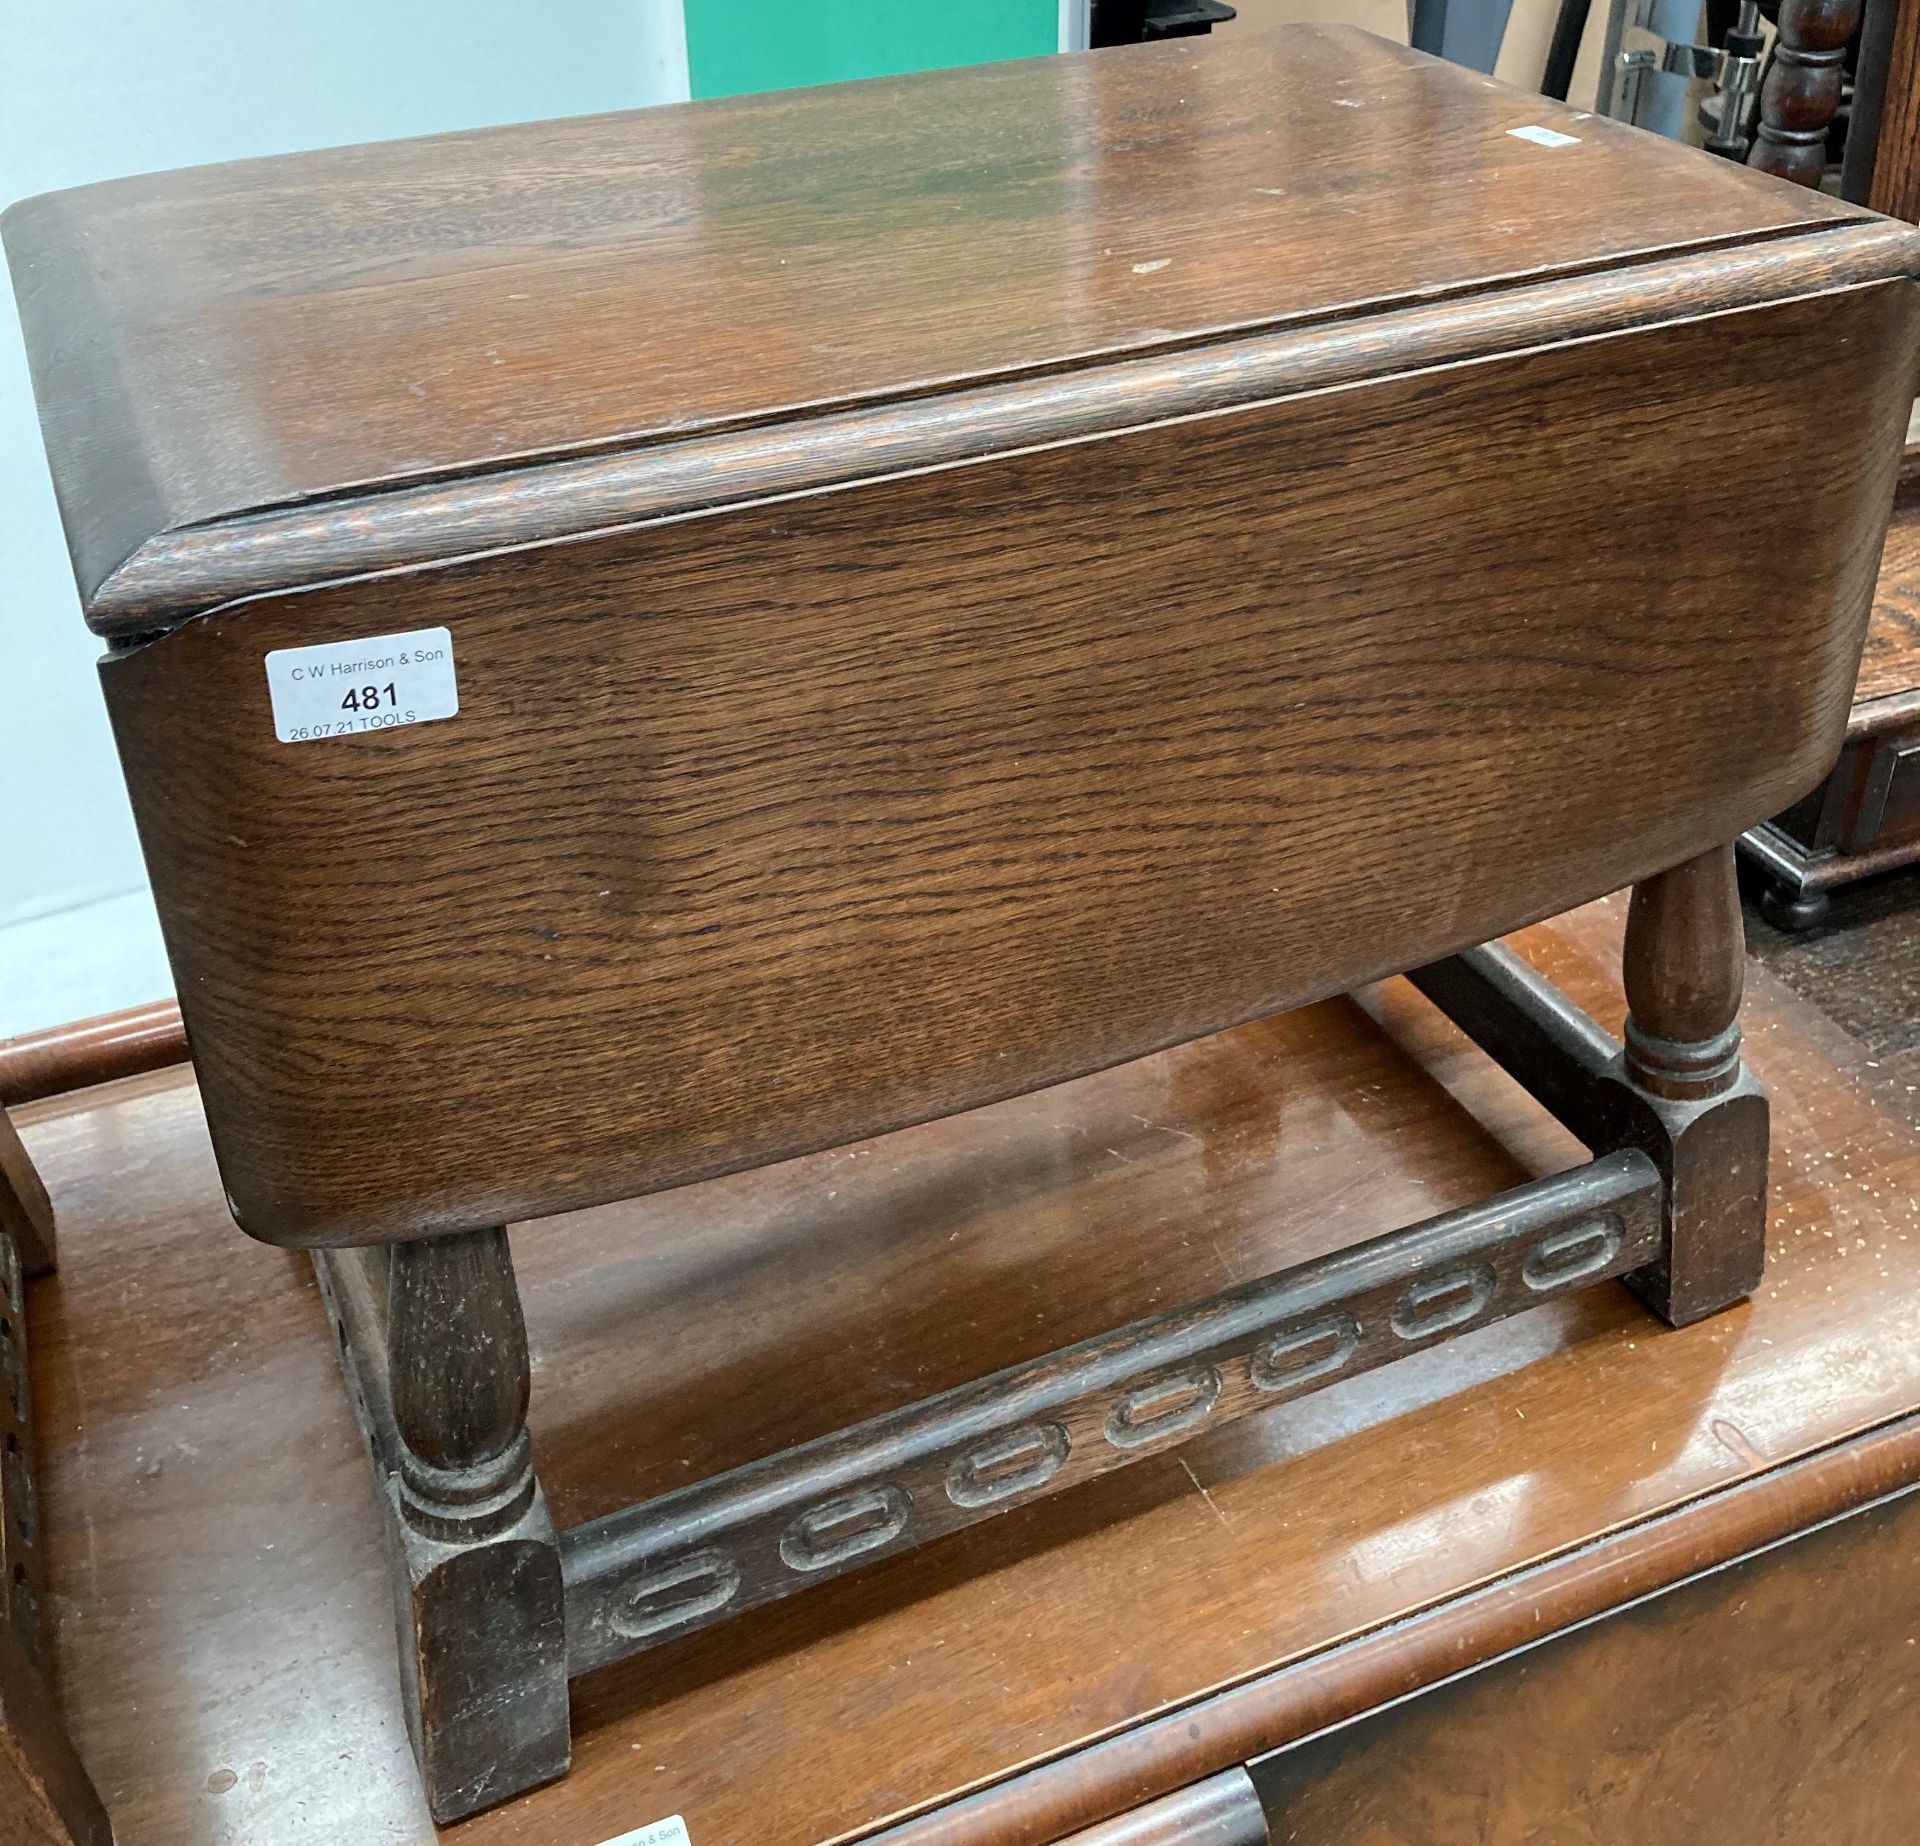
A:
5,27,1869,631
22,895,1920,1843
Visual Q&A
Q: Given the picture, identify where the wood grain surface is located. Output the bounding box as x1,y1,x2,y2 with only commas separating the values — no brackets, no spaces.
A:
3,26,1870,629
1,1111,57,1278
1858,489,1920,703
16,21,1920,1245
1750,482,1920,897
20,898,1920,1844
1870,0,1920,220
24,223,1920,636
871,1411,1920,1846
1249,1479,1920,1844
560,1152,1664,1676
100,278,1920,1245
0,1002,187,1110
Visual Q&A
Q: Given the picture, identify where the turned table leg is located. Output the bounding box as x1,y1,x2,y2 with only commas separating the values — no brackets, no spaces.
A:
352,1228,569,1822
1617,844,1770,1326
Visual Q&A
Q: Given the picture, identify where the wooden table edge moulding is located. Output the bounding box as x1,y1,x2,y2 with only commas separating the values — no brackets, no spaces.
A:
8,27,1920,1824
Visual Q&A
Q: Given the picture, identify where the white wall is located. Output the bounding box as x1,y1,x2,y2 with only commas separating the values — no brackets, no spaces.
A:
0,1,690,1036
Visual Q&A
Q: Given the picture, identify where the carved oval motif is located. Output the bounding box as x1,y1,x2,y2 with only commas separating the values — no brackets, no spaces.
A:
1104,1365,1222,1450
1390,1264,1496,1342
1251,1313,1362,1394
606,1548,742,1641
779,1483,912,1574
1522,1214,1624,1292
946,1422,1071,1509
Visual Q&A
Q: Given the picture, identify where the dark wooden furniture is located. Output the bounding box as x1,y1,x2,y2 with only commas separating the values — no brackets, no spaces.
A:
0,1114,113,1846
1246,1469,1920,1842
1744,460,1920,923
17,899,1920,1844
1744,0,1864,185
1739,0,1920,923
7,26,1919,1823
1865,0,1920,214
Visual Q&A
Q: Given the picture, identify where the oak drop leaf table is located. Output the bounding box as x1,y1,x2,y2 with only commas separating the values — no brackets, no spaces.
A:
8,25,1920,1824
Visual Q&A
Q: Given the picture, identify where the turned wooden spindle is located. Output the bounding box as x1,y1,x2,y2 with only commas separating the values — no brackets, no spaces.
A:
1614,843,1769,1327
1623,845,1746,1102
380,1227,568,1820
387,1226,535,1533
1746,0,1863,187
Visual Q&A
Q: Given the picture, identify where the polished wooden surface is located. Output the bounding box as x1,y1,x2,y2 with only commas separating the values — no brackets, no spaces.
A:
1869,0,1920,220
1249,1480,1920,1842
12,25,1917,1245
98,276,1920,1245
0,1004,186,1111
1744,485,1920,911
20,897,1920,1843
872,1409,1920,1846
18,225,1918,635
1732,6,1920,916
4,27,1865,628
1858,490,1920,704
1,1110,57,1278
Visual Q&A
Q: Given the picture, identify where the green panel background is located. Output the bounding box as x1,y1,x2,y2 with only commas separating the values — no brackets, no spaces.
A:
685,0,1059,100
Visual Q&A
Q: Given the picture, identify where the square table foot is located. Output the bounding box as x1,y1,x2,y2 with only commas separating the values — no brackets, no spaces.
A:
313,1238,570,1823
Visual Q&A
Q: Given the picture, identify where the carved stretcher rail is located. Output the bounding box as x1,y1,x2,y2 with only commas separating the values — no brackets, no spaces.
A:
318,1143,1662,1680
309,899,1769,1822
561,1151,1659,1672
